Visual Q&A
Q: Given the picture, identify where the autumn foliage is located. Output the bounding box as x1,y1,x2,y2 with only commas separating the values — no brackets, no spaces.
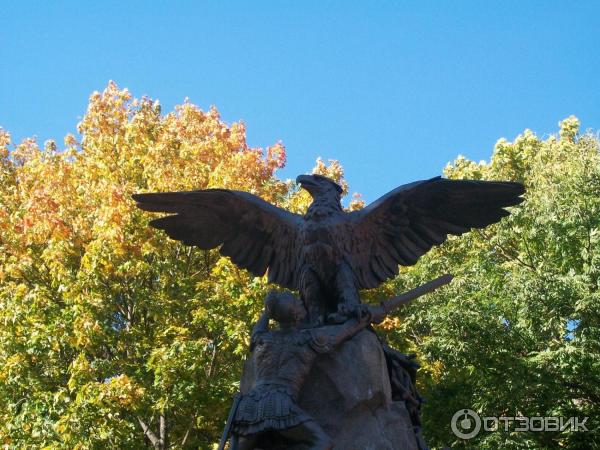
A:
1,83,599,449
0,82,350,449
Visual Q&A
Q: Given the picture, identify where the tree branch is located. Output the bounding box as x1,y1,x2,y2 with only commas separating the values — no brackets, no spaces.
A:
159,413,167,448
181,415,195,447
137,416,162,449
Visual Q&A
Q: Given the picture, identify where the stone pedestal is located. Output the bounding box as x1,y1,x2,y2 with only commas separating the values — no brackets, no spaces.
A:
240,329,422,450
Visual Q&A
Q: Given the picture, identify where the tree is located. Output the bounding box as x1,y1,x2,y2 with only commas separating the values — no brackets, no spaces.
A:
0,82,353,449
379,117,600,449
2,82,598,449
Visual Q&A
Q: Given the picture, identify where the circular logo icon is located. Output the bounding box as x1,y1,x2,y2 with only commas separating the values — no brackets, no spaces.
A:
451,409,481,439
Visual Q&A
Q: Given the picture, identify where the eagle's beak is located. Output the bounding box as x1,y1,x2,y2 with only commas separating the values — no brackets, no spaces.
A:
296,175,315,187
296,175,318,196
297,174,316,185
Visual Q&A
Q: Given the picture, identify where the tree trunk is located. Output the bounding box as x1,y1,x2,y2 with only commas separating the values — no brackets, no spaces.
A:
138,414,168,450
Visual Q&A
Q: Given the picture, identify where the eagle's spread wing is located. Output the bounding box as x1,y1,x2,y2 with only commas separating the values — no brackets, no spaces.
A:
347,177,525,289
132,189,303,289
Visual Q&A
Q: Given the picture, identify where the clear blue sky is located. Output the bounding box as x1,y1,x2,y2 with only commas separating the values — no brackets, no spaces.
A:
1,1,599,202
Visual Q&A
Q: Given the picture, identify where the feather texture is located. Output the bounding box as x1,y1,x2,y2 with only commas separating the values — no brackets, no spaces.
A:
133,189,303,289
134,176,524,294
347,177,525,289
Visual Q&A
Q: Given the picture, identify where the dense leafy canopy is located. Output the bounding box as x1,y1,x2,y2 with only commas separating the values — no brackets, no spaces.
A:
0,83,597,449
381,117,600,449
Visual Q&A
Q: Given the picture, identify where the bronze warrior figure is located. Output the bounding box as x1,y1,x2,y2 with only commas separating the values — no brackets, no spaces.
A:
221,276,452,450
228,290,373,450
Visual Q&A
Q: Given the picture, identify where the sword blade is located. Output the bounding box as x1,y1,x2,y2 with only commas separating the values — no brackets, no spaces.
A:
376,274,453,318
218,392,242,450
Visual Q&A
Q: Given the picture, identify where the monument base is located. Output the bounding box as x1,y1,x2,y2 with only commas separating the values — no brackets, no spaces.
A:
240,329,427,450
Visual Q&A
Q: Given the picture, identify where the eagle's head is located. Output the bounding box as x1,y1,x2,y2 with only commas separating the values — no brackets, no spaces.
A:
296,174,343,205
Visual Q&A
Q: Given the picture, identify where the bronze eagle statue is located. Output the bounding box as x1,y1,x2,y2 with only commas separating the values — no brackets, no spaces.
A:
133,174,524,322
